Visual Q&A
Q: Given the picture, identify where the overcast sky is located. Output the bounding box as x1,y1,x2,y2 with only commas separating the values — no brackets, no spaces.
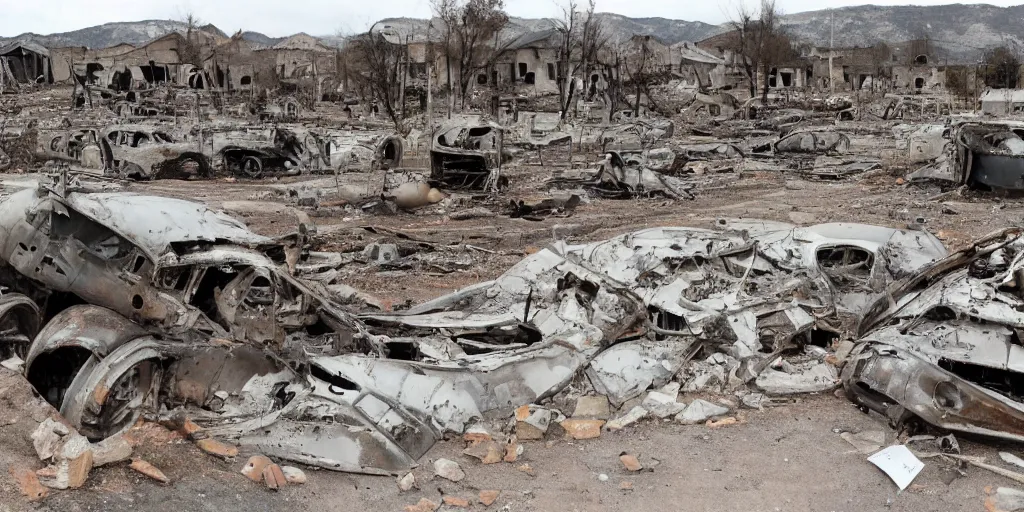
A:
2,0,1023,38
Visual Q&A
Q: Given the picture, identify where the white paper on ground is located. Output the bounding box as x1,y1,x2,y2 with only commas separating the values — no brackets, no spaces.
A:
868,445,924,491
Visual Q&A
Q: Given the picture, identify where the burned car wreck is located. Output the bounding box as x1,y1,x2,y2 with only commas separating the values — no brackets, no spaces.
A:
840,227,1024,441
908,120,1024,190
6,177,1024,475
100,125,212,180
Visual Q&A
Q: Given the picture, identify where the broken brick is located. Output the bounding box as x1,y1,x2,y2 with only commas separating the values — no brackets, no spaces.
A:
262,463,287,490
240,455,273,482
706,417,739,428
195,438,239,459
479,489,500,506
443,496,470,508
503,441,521,463
463,440,503,464
560,418,605,440
130,458,169,484
10,467,48,502
619,453,643,472
404,497,439,512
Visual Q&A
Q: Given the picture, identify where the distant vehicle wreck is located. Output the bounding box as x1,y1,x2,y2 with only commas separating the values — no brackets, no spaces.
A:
909,120,1024,190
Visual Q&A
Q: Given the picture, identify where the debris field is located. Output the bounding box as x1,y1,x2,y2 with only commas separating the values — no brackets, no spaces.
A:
3,82,1024,512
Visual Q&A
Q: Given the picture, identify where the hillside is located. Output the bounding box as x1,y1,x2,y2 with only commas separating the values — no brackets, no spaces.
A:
3,4,1024,60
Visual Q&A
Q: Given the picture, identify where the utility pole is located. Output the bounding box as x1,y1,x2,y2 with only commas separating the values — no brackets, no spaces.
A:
400,33,409,119
829,9,835,93
427,63,433,133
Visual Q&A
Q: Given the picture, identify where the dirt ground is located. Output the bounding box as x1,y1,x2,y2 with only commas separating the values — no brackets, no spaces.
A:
3,152,1024,511
10,395,1010,512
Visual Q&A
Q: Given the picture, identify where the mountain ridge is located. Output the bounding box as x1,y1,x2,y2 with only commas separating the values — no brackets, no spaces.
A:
3,4,1022,61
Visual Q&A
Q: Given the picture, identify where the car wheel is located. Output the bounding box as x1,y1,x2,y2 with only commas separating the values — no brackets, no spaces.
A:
119,162,146,180
60,338,163,441
240,156,263,178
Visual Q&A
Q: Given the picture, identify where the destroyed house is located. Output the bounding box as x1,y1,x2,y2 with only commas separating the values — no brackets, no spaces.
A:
672,41,726,89
262,33,336,81
495,29,561,94
889,39,946,90
980,89,1024,115
0,41,52,87
54,33,198,90
202,35,266,92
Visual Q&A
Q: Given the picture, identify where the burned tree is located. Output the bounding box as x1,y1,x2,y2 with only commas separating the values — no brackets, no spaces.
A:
553,0,607,120
620,36,662,116
344,32,405,131
431,0,509,111
180,12,205,68
866,42,891,91
982,45,1021,89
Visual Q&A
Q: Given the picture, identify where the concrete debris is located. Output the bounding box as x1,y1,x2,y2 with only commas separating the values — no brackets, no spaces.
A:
740,393,766,410
31,418,68,461
397,472,416,491
840,431,886,454
91,435,133,467
10,467,48,502
443,496,470,508
641,391,686,419
503,441,523,463
514,405,553,440
1003,453,1024,470
281,466,306,484
675,399,730,425
195,438,239,459
433,458,465,482
35,426,93,489
129,458,169,484
987,487,1024,512
605,406,650,431
463,425,494,444
572,396,611,419
707,417,739,428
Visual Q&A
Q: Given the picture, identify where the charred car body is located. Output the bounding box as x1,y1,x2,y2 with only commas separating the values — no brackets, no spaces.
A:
99,125,212,180
909,119,1024,190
